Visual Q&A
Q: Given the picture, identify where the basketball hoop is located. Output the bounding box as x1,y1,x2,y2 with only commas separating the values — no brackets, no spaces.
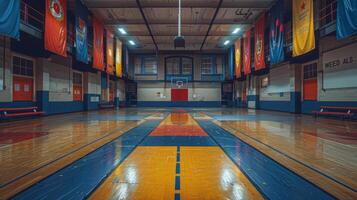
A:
176,81,184,88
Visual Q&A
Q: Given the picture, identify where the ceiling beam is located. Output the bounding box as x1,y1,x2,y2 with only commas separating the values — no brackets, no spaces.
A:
119,34,232,37
200,0,223,51
135,0,159,53
104,20,252,26
85,1,271,9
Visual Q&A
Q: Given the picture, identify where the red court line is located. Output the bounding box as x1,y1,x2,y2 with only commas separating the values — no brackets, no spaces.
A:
149,125,208,136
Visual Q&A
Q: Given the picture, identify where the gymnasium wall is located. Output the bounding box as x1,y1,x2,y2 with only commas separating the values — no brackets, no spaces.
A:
234,35,357,114
133,53,225,107
0,39,126,115
301,35,357,113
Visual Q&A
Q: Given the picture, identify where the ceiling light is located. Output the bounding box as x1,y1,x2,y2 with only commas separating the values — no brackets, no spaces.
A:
129,40,135,45
232,28,241,34
224,40,230,45
118,28,127,34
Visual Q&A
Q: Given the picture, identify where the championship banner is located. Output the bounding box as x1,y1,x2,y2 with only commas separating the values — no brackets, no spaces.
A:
45,0,67,57
243,30,251,75
254,14,265,71
234,39,242,78
269,0,285,65
292,0,315,57
75,0,88,63
93,17,104,70
0,0,20,39
337,0,357,39
106,30,114,75
115,39,123,77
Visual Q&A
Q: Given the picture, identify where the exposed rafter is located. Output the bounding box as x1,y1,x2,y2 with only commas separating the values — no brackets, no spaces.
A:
200,0,223,51
85,1,271,9
135,0,159,52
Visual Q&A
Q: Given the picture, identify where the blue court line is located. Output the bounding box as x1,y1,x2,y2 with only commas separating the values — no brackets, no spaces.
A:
12,120,161,200
174,146,181,200
198,120,337,200
140,136,217,146
208,119,357,194
0,121,149,189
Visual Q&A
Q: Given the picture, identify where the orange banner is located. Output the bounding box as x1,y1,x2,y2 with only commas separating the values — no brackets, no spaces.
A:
234,39,242,78
243,29,251,75
254,14,266,71
93,17,104,70
44,0,67,57
106,30,114,75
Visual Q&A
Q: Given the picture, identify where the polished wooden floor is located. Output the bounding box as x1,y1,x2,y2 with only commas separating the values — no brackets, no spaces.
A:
0,108,356,199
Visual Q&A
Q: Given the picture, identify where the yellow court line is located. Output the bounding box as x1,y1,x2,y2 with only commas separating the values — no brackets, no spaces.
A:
180,146,264,200
89,146,177,200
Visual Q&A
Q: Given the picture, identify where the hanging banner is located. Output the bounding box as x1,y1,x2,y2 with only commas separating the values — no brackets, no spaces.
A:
0,0,20,39
93,17,104,70
269,0,285,65
292,0,315,57
115,39,123,77
337,0,357,39
75,0,88,63
254,14,266,71
106,30,114,75
45,0,67,57
234,39,242,78
243,30,251,75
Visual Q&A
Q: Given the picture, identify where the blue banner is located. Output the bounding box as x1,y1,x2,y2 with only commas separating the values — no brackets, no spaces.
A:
228,46,234,80
269,0,285,65
0,0,20,39
337,0,357,39
75,0,89,63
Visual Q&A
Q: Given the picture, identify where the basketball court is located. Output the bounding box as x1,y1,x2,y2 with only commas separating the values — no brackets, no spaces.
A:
0,0,356,199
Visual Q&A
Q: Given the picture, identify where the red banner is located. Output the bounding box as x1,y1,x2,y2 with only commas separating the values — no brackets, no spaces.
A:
254,14,266,71
243,29,251,75
106,30,114,75
44,0,67,57
93,17,104,70
235,39,242,78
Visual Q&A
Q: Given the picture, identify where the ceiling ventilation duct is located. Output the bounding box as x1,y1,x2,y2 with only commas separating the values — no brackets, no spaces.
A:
174,0,185,48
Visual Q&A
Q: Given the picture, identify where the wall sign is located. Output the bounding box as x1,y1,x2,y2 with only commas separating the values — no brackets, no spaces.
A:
323,43,357,89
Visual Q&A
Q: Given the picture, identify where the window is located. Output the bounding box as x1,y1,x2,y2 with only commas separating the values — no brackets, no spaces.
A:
13,56,34,77
142,57,157,74
303,63,317,80
182,57,192,75
166,57,180,75
73,72,82,85
136,56,158,74
319,0,337,27
165,56,193,80
201,57,213,74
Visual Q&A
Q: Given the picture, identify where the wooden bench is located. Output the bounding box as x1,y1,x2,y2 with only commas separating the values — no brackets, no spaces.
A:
312,106,357,120
0,106,45,118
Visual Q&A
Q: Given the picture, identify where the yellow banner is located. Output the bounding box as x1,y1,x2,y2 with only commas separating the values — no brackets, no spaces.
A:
292,0,315,57
115,39,122,77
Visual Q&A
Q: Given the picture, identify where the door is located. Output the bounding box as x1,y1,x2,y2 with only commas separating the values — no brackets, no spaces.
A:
12,56,34,101
73,72,83,101
171,89,188,101
303,63,317,101
13,76,33,101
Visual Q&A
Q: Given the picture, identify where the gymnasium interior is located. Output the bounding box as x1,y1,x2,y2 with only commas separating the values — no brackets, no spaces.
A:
0,0,356,199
